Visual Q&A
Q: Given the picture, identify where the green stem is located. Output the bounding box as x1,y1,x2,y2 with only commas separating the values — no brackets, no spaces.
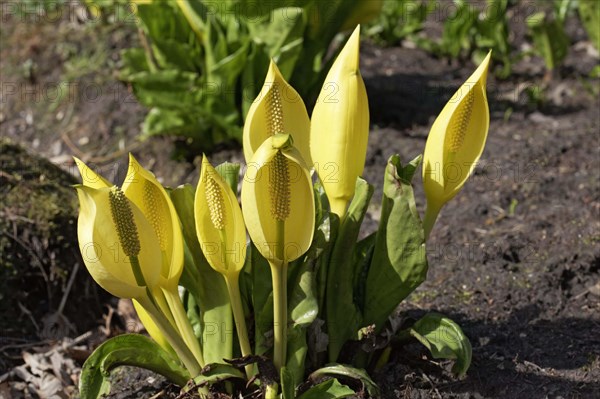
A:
163,286,206,367
423,202,442,241
224,273,253,378
270,219,288,372
137,293,202,377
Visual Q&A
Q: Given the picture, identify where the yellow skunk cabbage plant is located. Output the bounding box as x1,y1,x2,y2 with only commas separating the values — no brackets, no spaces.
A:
77,26,491,399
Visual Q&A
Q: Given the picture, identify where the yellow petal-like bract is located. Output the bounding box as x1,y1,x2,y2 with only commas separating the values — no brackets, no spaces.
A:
310,25,369,217
195,155,247,276
422,52,491,209
75,185,162,299
241,134,315,263
422,51,491,238
122,155,184,290
243,60,311,166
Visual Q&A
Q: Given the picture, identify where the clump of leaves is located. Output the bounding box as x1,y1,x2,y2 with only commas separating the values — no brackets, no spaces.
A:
75,28,493,398
91,0,381,153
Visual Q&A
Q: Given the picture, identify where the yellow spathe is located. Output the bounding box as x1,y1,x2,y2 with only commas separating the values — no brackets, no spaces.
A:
422,51,492,238
195,155,247,276
243,60,311,167
122,154,184,291
241,134,315,263
310,25,369,217
422,52,491,207
75,184,161,299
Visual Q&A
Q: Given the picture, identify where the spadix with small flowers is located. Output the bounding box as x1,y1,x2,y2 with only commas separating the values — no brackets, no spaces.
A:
76,25,491,398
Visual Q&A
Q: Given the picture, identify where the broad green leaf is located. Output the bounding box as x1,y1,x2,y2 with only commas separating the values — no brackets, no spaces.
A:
407,313,472,377
79,334,189,399
124,70,199,109
326,178,373,362
351,232,375,317
286,326,309,387
309,364,379,398
246,7,306,78
285,240,319,384
363,155,427,333
136,3,200,71
171,184,233,364
297,378,355,399
288,257,318,329
191,363,245,386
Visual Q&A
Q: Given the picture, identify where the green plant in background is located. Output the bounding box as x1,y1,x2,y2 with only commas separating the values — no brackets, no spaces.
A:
426,0,512,78
75,27,493,398
527,0,571,80
366,0,597,80
578,0,600,51
94,0,382,153
364,0,433,46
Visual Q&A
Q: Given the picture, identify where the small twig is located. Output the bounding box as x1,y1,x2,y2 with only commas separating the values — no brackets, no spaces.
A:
420,372,442,399
57,262,80,315
61,127,142,164
148,390,165,399
17,302,40,333
0,339,53,352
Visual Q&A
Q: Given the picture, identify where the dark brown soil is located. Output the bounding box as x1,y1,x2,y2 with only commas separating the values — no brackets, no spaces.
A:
1,2,598,398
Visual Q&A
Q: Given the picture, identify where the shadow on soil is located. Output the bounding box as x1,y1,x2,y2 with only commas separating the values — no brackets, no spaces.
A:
382,306,600,398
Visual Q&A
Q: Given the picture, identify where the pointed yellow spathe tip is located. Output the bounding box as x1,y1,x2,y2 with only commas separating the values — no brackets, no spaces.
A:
74,157,112,189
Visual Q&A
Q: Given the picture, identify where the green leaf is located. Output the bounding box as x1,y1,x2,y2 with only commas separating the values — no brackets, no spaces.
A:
285,245,319,384
407,313,472,377
309,364,379,398
280,366,296,399
191,363,245,386
297,378,355,399
137,2,200,71
579,0,600,51
120,48,150,77
326,178,373,362
124,69,199,109
79,334,190,399
170,184,233,364
313,180,336,316
246,7,306,78
215,162,240,194
527,11,569,71
439,1,478,58
251,242,275,356
363,155,428,334
142,108,199,139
